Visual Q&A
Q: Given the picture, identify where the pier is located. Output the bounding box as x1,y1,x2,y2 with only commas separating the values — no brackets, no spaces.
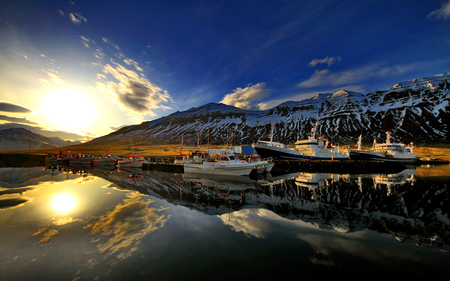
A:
1,153,448,175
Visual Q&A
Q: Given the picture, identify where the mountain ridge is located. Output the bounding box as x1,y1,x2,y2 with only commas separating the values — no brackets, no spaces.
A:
0,128,82,151
87,72,450,146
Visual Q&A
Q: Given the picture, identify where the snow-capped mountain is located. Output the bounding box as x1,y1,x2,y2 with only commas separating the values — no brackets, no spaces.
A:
88,72,450,146
0,128,80,151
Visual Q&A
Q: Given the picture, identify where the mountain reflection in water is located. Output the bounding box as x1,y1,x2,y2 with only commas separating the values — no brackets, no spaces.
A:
0,164,449,280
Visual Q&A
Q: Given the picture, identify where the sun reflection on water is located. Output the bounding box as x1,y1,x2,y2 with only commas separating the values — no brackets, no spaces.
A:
52,193,76,213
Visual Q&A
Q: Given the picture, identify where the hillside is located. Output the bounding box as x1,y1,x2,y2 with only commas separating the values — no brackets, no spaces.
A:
86,72,450,146
0,128,81,151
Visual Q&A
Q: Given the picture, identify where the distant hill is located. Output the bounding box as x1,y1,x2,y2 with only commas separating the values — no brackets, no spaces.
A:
0,128,81,151
86,72,450,146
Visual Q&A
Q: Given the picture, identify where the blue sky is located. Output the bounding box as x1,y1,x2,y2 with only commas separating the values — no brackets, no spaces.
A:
0,0,449,141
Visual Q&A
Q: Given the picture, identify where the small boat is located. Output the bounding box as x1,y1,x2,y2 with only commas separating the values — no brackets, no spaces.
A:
45,155,58,162
117,152,145,168
246,155,274,173
349,132,418,163
94,153,121,166
253,123,349,161
69,154,94,166
184,152,255,176
57,154,72,165
117,167,144,179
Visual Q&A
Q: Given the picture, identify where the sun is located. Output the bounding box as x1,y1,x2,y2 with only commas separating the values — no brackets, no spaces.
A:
41,89,96,131
52,193,77,213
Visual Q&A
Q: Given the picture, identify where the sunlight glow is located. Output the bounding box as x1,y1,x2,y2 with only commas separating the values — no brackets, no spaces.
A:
52,193,76,213
41,89,96,131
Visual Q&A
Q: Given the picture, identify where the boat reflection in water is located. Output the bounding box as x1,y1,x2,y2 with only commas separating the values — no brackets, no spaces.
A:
117,167,144,179
1,165,450,280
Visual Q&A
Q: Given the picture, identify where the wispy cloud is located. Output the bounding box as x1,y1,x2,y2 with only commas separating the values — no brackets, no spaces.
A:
122,56,144,72
79,35,90,48
0,102,33,113
56,10,64,16
94,48,105,60
221,83,271,110
428,0,450,20
69,13,87,25
96,59,172,118
0,115,40,125
102,37,120,50
42,69,65,85
297,64,417,89
13,48,28,59
308,56,342,67
40,54,57,65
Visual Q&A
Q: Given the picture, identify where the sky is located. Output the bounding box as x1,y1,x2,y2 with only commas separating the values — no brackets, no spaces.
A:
1,0,450,142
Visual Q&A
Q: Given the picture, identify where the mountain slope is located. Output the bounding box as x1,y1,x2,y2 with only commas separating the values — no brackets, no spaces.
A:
0,128,79,151
88,72,450,146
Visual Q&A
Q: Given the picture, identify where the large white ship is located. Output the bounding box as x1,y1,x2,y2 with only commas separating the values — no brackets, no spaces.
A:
349,132,418,163
253,123,349,161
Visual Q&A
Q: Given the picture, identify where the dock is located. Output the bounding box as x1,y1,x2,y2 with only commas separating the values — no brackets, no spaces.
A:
1,153,448,175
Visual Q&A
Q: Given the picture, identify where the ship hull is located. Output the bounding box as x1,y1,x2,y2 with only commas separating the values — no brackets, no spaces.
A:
253,144,349,161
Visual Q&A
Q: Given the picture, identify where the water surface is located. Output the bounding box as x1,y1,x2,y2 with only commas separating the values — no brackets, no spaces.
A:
1,164,449,280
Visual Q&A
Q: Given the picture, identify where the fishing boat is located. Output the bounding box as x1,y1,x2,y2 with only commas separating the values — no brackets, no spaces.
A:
69,154,94,166
349,132,418,163
253,123,349,160
246,155,275,173
184,152,255,176
94,152,121,166
117,152,145,168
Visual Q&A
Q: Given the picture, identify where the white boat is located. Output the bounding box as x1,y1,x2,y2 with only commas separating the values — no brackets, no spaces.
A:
349,132,418,163
246,155,274,173
184,152,255,176
253,123,349,161
117,152,145,168
94,153,121,166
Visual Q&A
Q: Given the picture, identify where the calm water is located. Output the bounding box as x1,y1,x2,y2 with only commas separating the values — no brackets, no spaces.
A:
1,164,449,280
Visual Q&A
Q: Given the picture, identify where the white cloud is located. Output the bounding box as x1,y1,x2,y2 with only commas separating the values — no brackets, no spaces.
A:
297,64,417,88
13,48,28,59
95,60,172,118
94,48,105,60
123,58,143,72
102,37,120,50
57,10,64,16
308,56,342,67
221,83,270,110
42,69,65,85
428,0,450,20
69,13,87,25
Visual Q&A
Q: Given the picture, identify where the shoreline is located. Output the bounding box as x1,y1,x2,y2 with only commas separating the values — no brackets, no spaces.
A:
1,153,448,174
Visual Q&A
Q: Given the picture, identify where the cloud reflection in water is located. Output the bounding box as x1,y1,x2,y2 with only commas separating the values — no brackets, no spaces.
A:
85,193,169,261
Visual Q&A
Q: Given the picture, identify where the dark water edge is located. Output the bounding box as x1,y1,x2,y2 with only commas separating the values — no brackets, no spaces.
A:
0,153,407,173
0,153,46,167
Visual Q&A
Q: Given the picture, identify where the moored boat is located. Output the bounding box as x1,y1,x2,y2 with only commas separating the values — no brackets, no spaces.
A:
94,153,121,166
349,133,418,163
253,123,349,161
117,152,145,168
246,155,274,173
69,154,94,166
184,152,255,176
